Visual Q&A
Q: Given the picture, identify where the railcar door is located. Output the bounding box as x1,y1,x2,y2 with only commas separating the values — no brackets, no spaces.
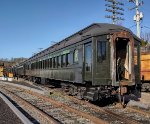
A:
94,40,109,86
116,39,130,81
84,42,92,82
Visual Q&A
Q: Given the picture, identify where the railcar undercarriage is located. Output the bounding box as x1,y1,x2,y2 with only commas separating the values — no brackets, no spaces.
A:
22,75,137,105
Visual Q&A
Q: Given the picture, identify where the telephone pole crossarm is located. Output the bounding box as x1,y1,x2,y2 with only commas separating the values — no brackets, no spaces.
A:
105,0,124,24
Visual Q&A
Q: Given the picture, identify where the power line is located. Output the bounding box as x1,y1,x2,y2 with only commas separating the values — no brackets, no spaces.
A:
143,26,150,30
129,24,136,29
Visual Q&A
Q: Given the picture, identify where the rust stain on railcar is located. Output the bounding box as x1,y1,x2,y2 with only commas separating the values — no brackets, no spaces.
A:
111,31,135,86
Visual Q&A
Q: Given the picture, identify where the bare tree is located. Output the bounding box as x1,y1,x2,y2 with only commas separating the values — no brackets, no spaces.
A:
141,32,150,45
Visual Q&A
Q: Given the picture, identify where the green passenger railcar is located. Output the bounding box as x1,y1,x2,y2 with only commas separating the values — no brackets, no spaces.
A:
15,23,141,105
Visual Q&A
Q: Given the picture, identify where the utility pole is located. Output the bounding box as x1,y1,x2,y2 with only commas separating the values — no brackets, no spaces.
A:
128,0,144,38
105,0,124,24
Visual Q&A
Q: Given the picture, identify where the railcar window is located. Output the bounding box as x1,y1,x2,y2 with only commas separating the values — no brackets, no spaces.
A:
46,59,47,69
50,58,52,68
35,62,37,69
45,60,46,69
37,62,39,69
55,57,57,68
39,62,40,69
39,61,40,69
39,61,41,69
43,60,45,69
30,64,32,70
34,63,35,69
38,62,40,69
41,61,43,69
28,63,31,70
36,62,37,69
40,61,42,69
49,59,50,68
66,53,71,66
61,54,66,67
45,60,47,69
41,61,44,69
97,41,106,62
85,43,92,71
46,59,48,69
56,57,58,68
42,60,44,69
44,60,46,69
45,59,47,69
47,59,49,68
47,60,48,69
35,62,36,69
57,56,61,68
73,49,78,63
32,63,34,70
53,57,56,68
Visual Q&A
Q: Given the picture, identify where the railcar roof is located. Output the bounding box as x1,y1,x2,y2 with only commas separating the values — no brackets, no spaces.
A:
26,23,141,63
61,23,140,42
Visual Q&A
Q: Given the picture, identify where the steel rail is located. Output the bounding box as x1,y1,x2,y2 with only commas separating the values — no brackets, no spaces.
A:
1,88,60,124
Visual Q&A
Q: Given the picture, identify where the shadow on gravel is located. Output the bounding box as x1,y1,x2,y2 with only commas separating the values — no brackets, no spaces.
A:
91,97,117,107
90,93,141,107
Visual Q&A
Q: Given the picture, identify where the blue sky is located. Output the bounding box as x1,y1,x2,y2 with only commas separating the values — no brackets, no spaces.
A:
0,0,150,59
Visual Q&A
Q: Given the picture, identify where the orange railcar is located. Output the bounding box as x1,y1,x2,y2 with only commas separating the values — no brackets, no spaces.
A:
140,46,150,91
0,66,4,77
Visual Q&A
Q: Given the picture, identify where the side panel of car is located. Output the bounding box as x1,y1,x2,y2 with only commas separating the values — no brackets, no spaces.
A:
92,35,111,86
24,38,95,84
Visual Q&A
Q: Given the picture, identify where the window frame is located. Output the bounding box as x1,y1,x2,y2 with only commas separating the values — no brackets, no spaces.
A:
97,41,107,62
73,49,79,63
61,54,66,67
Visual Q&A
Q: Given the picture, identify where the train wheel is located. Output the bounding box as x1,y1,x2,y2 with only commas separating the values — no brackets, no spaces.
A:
68,86,74,95
142,83,150,92
76,87,87,100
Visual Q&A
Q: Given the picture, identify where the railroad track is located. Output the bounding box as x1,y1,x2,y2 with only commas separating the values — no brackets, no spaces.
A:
123,105,150,117
1,82,149,124
25,83,141,124
0,87,60,124
105,104,150,124
37,84,150,124
0,85,106,124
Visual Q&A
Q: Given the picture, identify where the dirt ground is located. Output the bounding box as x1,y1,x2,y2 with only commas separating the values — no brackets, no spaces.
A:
140,93,150,106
